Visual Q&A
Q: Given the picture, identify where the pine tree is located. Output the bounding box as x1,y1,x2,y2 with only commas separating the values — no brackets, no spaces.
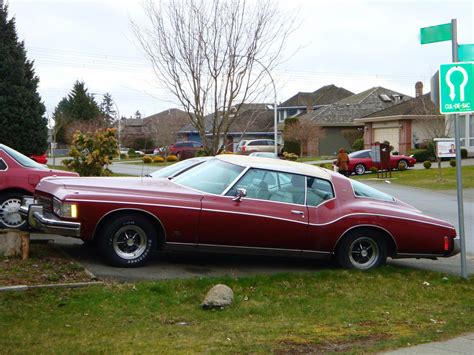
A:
0,4,47,155
134,110,142,119
100,92,116,125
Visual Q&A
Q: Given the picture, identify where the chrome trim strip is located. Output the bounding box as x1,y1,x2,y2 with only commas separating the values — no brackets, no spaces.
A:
308,212,455,229
201,208,308,225
65,199,202,211
92,207,168,242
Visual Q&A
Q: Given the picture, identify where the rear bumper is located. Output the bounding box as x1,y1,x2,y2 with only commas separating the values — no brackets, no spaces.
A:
20,198,81,238
446,236,461,257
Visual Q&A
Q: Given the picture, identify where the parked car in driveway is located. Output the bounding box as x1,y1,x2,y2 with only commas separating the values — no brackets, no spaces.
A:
343,149,416,175
168,141,203,160
237,139,281,155
21,155,459,268
0,144,78,229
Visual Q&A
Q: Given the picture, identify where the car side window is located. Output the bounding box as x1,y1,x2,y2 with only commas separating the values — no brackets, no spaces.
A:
227,168,305,205
248,141,258,146
360,151,370,158
0,159,6,171
306,177,334,206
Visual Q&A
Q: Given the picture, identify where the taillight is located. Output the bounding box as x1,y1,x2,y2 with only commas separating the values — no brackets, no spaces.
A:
242,146,246,152
444,236,450,251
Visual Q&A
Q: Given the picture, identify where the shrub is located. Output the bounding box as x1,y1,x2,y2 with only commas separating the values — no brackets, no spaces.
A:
461,148,468,159
167,155,178,162
352,138,364,151
143,155,153,164
127,148,137,158
219,151,234,155
423,160,432,169
318,163,332,169
63,128,118,176
370,166,378,174
153,156,165,163
120,153,128,160
449,159,456,167
196,148,209,157
407,149,434,162
282,140,301,155
283,152,298,161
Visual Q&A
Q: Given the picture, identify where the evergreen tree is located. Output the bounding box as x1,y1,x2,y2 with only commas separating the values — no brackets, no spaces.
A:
100,92,116,125
0,4,47,155
134,110,142,119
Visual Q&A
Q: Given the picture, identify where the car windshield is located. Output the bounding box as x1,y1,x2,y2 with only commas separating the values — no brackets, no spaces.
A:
0,144,45,169
148,158,206,178
173,158,244,194
350,180,394,202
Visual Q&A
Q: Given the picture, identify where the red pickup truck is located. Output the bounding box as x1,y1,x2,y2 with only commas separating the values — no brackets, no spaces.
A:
0,144,78,229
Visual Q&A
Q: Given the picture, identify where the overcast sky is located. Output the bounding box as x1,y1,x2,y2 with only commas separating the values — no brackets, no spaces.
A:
7,0,474,119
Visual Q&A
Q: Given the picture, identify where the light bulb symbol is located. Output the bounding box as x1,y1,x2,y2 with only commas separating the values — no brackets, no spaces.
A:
446,66,468,101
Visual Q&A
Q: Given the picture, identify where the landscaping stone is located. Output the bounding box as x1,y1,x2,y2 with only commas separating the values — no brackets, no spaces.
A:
0,229,29,259
201,284,234,309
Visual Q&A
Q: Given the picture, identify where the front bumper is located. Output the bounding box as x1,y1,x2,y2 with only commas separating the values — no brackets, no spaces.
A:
20,197,81,238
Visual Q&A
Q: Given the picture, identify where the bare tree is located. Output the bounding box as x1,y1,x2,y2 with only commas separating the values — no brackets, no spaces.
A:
132,0,294,154
148,111,189,155
341,129,363,149
283,118,325,157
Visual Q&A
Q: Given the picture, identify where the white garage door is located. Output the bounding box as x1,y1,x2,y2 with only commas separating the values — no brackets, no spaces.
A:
373,127,399,150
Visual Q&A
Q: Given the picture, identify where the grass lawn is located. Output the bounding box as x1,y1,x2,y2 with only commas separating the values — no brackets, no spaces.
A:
1,267,473,353
353,165,474,190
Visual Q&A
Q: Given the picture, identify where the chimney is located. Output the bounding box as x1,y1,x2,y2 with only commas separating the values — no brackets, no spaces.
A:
415,81,423,97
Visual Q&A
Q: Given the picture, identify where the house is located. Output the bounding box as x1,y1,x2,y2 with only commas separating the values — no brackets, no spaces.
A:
178,103,274,151
355,83,444,154
277,84,354,123
297,86,412,156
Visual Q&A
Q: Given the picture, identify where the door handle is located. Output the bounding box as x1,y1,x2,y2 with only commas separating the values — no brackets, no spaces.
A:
291,210,305,216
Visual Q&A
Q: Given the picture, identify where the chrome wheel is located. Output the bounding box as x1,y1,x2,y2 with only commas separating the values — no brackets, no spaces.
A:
112,225,147,260
0,197,25,228
398,159,408,170
354,164,366,175
348,236,379,270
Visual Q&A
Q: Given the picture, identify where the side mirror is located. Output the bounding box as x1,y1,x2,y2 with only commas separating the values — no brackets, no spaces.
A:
232,188,247,202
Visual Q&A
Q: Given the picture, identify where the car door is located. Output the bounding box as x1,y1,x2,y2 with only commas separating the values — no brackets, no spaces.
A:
198,168,311,250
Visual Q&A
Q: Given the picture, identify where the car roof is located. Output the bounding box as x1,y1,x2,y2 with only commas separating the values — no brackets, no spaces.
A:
216,154,332,180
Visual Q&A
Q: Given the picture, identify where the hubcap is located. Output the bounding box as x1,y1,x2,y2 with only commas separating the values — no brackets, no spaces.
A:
355,165,365,175
348,237,379,270
112,225,147,260
0,198,25,228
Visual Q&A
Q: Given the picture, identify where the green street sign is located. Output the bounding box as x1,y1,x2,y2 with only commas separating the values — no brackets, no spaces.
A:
439,62,474,114
420,23,452,44
459,44,474,61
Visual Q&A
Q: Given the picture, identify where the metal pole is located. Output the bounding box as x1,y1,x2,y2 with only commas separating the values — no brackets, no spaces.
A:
451,18,468,279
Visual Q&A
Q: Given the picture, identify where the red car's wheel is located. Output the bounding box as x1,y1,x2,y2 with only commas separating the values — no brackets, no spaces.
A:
354,164,366,175
397,159,408,170
336,229,387,270
99,213,157,267
0,192,28,229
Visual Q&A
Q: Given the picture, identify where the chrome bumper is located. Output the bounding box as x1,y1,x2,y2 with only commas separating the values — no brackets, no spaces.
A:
20,197,81,238
446,236,461,257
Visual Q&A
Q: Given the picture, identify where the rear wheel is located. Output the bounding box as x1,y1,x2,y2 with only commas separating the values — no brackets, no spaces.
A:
0,192,28,229
99,213,157,267
354,164,366,175
336,229,387,270
397,159,408,170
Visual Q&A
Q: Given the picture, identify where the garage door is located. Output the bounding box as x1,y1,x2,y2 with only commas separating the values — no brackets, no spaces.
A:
373,127,399,150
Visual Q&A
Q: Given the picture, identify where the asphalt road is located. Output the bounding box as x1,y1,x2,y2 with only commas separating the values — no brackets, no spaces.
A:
31,180,474,281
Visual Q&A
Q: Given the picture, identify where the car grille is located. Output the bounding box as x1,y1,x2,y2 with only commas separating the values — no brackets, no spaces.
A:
37,195,53,212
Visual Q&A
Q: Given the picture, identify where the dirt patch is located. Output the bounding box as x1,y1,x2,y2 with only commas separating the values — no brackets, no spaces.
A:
276,334,389,354
0,240,96,287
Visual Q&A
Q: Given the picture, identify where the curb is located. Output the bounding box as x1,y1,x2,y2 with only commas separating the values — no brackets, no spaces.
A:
0,281,104,292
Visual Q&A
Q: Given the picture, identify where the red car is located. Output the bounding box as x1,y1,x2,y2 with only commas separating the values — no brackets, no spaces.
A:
346,149,417,175
20,155,458,269
29,153,48,165
0,144,78,229
168,141,203,160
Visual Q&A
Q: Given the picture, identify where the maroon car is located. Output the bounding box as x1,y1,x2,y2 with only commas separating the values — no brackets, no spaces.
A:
30,153,48,165
20,155,458,269
168,141,203,160
346,149,416,175
0,144,78,229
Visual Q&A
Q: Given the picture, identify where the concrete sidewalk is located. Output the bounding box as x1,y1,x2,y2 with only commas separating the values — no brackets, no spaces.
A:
384,332,474,354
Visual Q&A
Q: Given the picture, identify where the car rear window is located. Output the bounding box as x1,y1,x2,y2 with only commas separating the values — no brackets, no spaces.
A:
350,180,394,202
0,145,45,169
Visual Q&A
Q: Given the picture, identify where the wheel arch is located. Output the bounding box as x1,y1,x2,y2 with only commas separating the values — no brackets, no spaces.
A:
334,225,398,257
92,208,167,247
0,188,33,199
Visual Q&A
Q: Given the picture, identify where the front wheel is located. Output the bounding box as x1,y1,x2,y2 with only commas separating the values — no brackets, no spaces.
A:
99,213,157,267
0,192,29,229
354,164,366,175
397,159,408,170
336,229,387,270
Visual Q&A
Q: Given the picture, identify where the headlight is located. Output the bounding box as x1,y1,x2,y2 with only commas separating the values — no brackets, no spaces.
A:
53,198,78,218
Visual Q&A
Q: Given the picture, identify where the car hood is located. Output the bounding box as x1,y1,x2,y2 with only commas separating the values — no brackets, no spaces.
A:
35,176,202,201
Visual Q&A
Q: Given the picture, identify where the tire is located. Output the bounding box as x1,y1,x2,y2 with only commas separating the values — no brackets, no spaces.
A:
98,213,157,267
397,159,408,170
354,164,366,175
336,229,387,270
0,192,29,230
